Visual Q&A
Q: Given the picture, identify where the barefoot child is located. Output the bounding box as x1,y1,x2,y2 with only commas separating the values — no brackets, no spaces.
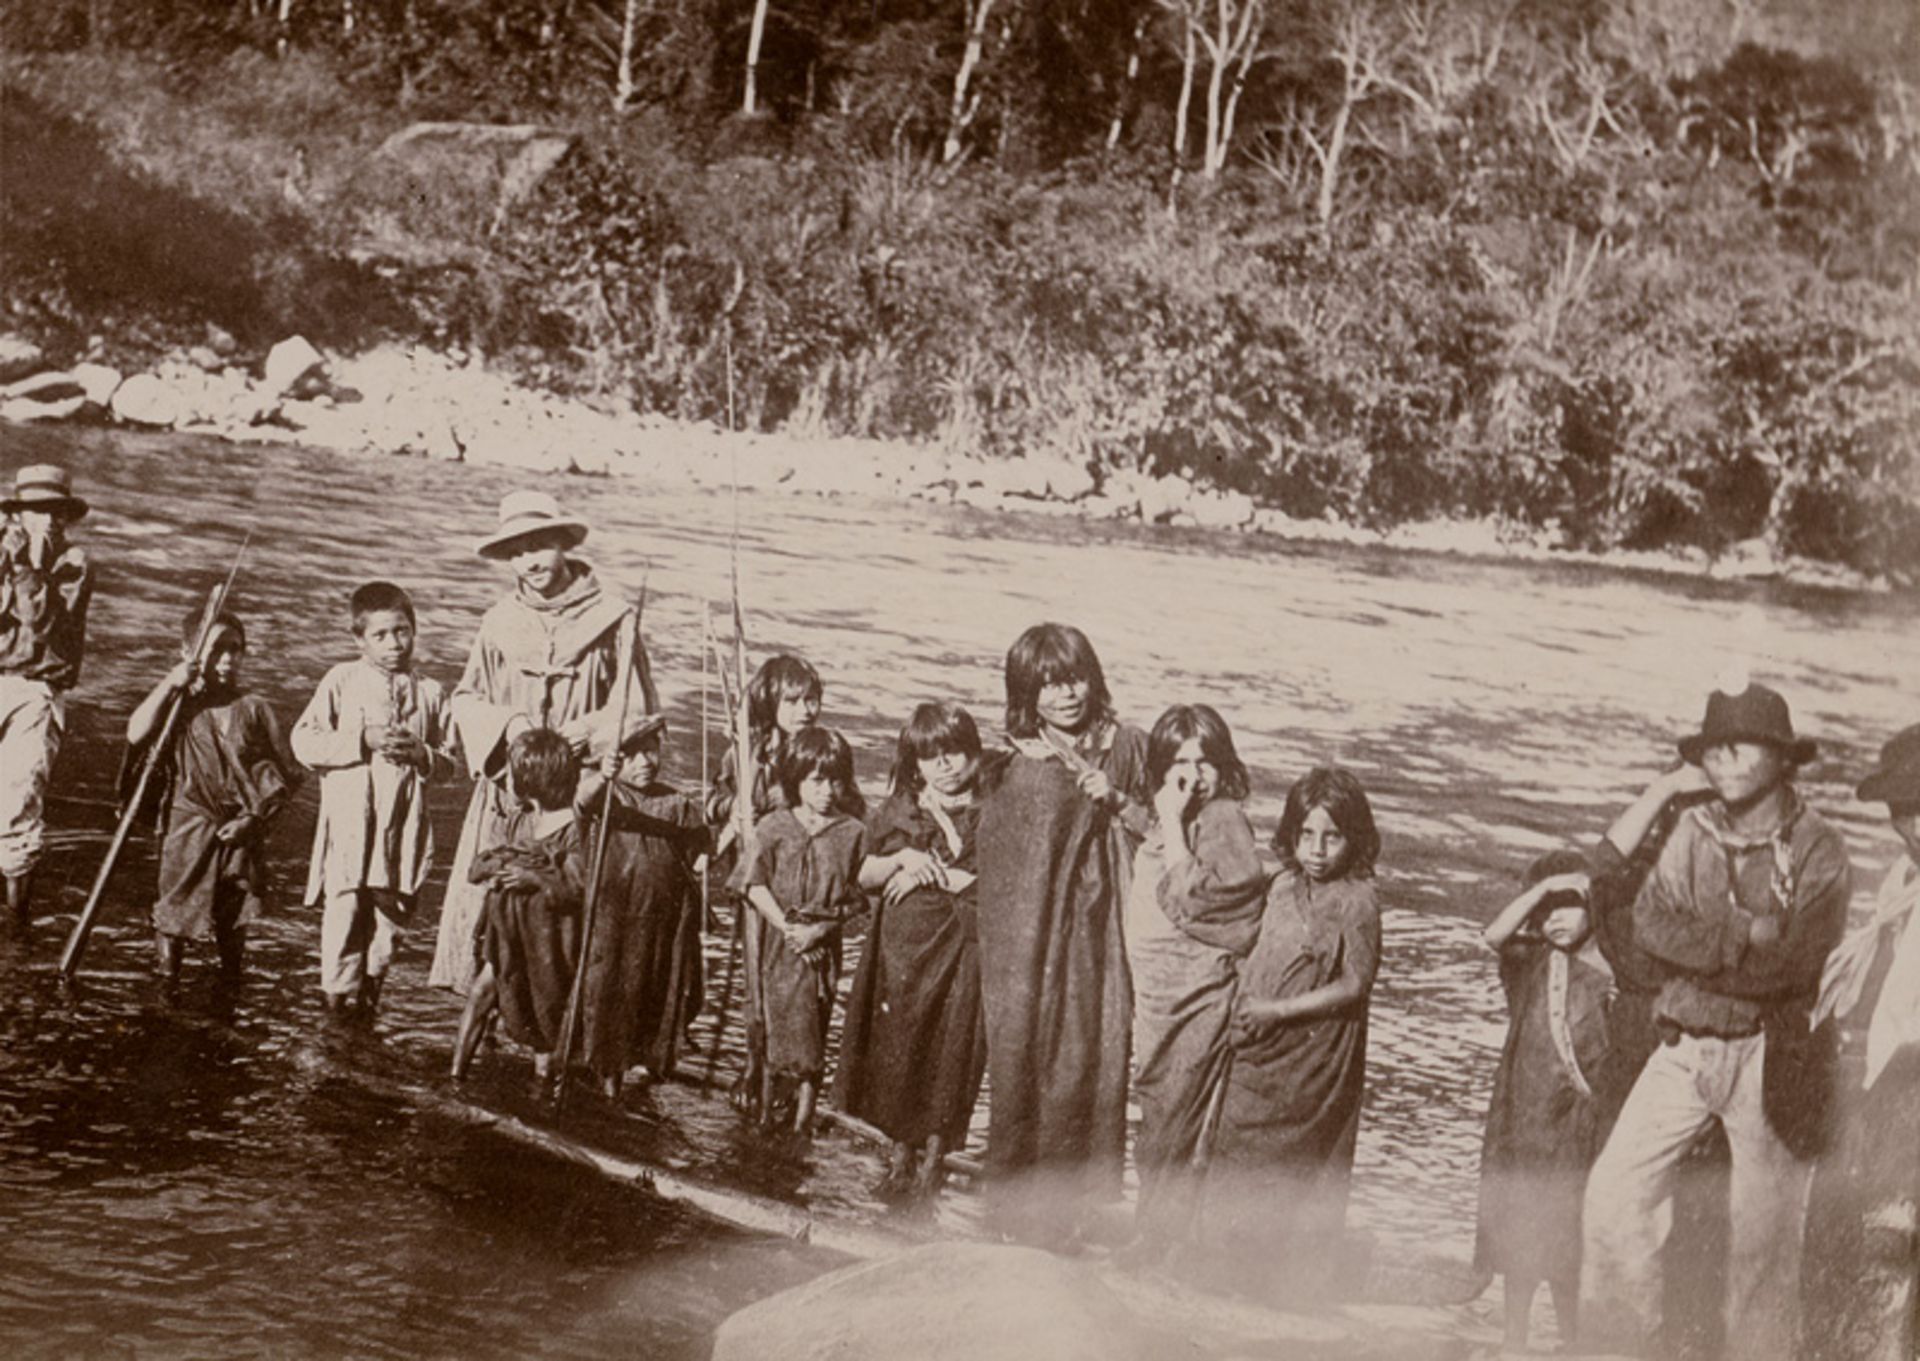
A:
0,465,94,926
742,725,866,1135
1127,703,1268,1255
1205,766,1382,1302
1474,848,1614,1353
452,728,588,1084
292,582,454,1018
127,606,299,983
574,719,709,1098
974,622,1149,1246
839,701,995,1202
707,653,822,1114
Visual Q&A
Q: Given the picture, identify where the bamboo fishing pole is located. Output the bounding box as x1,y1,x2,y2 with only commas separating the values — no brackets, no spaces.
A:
552,573,649,1106
60,536,251,980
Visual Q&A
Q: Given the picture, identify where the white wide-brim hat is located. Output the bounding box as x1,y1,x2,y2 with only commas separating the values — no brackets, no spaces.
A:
475,489,589,560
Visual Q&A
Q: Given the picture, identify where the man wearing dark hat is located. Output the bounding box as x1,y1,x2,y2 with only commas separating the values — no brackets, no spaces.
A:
428,489,659,994
1581,674,1852,1360
0,464,94,926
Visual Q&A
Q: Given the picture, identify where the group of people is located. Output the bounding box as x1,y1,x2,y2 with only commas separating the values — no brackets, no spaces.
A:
5,461,1918,1357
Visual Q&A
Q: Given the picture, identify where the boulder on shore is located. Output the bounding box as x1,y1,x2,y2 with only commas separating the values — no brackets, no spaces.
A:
709,1242,1164,1361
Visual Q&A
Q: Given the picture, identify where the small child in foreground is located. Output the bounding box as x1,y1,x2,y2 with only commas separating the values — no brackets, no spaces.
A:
292,581,454,1019
743,726,867,1135
127,605,299,983
1474,848,1614,1353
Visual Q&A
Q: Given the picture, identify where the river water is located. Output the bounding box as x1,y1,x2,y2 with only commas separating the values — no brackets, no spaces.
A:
1,422,1914,1357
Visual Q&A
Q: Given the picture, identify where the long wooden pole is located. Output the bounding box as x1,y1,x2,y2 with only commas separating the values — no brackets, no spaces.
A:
60,537,250,979
552,575,647,1105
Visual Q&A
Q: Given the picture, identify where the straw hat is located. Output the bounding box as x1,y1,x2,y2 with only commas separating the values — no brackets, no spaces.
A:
2,464,88,519
474,489,589,560
1677,677,1816,766
1856,723,1920,806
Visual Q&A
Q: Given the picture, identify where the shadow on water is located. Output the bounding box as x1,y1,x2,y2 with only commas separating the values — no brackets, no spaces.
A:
1,421,1916,1354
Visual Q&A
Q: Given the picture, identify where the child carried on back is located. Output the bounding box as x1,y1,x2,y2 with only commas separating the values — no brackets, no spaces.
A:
452,728,588,1085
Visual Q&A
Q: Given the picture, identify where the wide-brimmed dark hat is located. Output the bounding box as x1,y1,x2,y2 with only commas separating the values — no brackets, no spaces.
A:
474,490,588,560
1,464,88,519
1678,680,1816,766
1857,723,1920,806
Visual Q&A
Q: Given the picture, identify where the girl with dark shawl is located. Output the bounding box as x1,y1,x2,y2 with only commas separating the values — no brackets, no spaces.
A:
743,726,866,1135
1126,704,1268,1254
1203,766,1382,1302
125,609,300,982
706,654,821,1117
975,623,1149,1247
575,721,710,1098
838,702,993,1203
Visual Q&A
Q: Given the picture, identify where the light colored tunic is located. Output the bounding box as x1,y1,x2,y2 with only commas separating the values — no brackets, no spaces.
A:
292,660,455,905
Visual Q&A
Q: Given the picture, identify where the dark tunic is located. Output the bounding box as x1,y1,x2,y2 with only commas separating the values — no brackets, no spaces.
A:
473,818,587,1053
1204,868,1380,1297
1473,937,1613,1282
144,691,298,941
973,722,1149,1240
744,807,867,1080
837,791,988,1148
579,782,709,1082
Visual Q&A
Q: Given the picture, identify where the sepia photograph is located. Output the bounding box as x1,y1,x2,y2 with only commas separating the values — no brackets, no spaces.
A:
1,0,1916,1356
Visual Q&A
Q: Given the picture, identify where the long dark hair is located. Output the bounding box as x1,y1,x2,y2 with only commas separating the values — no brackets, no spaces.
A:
1273,766,1379,879
777,726,866,818
889,701,984,798
1146,704,1250,802
1004,622,1113,741
747,653,822,746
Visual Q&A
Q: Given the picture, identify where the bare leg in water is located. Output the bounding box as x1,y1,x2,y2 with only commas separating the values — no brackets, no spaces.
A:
452,963,500,1078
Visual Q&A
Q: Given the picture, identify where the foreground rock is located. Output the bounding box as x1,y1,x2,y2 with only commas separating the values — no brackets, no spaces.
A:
710,1240,1479,1361
711,1242,1175,1361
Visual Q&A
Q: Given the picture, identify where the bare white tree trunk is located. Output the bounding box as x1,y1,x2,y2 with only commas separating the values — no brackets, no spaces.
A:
277,0,293,58
1106,13,1150,152
615,0,642,108
1198,0,1262,176
944,0,1000,163
342,0,354,36
1167,13,1197,212
743,0,771,115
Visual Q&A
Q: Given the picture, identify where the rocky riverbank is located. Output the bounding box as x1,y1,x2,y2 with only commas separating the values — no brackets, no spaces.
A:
0,331,1886,593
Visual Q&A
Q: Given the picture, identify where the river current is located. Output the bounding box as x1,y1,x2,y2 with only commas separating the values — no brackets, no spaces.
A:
1,422,1914,1357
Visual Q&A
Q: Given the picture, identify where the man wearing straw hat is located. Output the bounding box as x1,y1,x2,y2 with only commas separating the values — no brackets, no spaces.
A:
428,489,658,994
0,464,94,927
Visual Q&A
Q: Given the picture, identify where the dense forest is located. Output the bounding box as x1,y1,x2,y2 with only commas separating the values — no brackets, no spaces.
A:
3,0,1917,578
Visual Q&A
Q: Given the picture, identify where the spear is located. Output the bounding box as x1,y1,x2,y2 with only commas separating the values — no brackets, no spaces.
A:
61,536,251,980
699,607,749,1091
551,572,652,1108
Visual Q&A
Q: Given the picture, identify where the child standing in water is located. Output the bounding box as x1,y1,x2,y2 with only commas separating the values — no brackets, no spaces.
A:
293,581,454,1019
1127,703,1268,1256
1204,766,1381,1302
127,607,300,984
573,720,709,1098
839,701,995,1203
742,726,867,1135
1475,848,1615,1353
707,654,822,1115
452,728,588,1084
974,622,1149,1247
